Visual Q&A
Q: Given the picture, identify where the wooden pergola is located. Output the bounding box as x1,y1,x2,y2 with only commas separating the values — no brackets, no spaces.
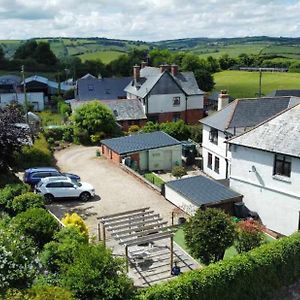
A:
98,207,176,272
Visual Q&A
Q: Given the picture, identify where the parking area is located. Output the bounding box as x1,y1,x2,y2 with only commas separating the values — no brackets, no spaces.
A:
47,145,177,237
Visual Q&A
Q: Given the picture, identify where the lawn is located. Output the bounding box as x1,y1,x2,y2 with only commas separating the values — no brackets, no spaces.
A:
37,111,64,127
78,50,124,64
213,70,300,98
144,172,165,188
174,227,275,263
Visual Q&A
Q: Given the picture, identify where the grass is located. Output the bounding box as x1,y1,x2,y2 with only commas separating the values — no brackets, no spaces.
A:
37,111,64,127
213,70,300,98
174,227,275,263
78,50,124,63
144,172,165,188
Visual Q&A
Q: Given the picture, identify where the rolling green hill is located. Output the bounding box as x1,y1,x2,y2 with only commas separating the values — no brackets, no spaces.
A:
213,70,300,98
78,50,125,63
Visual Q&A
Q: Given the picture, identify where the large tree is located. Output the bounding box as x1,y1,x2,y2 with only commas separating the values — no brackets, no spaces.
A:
0,105,28,170
184,208,235,264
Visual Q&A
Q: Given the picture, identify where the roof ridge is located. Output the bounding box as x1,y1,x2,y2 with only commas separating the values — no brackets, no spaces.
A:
225,99,239,130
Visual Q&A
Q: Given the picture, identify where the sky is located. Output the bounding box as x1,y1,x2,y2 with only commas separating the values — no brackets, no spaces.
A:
0,0,300,41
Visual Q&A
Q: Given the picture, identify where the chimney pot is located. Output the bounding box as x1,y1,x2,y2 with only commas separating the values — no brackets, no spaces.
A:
218,90,229,111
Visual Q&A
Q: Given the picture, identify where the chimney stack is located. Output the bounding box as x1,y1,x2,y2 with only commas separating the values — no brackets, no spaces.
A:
218,90,229,111
141,61,147,69
133,65,140,80
160,64,170,73
171,64,178,76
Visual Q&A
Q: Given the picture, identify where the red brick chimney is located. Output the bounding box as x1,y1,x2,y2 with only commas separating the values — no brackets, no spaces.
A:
171,64,178,76
133,65,140,80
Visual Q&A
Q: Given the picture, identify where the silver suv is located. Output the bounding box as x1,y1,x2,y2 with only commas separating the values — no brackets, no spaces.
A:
35,176,95,203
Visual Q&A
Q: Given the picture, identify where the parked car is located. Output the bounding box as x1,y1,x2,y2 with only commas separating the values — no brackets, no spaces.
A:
24,167,80,186
35,176,95,203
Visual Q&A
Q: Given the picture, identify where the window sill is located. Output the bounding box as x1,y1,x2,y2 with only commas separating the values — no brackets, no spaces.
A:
272,175,291,183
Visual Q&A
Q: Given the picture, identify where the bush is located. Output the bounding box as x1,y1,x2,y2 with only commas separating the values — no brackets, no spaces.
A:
59,243,134,300
73,127,90,145
11,192,44,215
44,127,64,141
171,166,187,179
14,134,53,169
61,213,89,241
12,208,60,249
184,208,235,264
0,183,30,214
138,231,300,300
128,125,140,133
235,219,265,253
57,100,71,117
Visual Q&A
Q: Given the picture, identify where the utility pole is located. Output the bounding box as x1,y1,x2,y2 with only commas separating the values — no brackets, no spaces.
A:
21,65,29,123
258,68,262,98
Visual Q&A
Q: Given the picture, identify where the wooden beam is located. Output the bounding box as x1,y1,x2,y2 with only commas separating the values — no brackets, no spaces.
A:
120,232,174,246
101,210,154,224
98,207,150,220
106,217,163,232
105,214,160,228
110,221,168,237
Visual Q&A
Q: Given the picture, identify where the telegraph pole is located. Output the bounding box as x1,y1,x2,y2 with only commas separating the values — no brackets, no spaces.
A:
21,65,29,123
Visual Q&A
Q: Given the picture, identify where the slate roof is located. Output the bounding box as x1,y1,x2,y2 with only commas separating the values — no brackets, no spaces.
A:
0,75,21,85
268,90,300,97
207,91,234,102
124,66,204,98
101,131,181,155
69,99,146,121
200,96,300,134
76,76,132,101
166,175,242,207
228,104,300,158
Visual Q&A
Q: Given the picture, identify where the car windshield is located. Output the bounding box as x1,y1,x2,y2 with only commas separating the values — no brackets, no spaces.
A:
36,181,43,187
73,181,82,187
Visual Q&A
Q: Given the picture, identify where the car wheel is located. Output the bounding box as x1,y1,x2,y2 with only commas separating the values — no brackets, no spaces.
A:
44,193,54,204
80,192,91,202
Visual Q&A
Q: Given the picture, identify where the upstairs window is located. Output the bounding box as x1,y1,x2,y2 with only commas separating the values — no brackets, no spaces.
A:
273,154,291,177
209,128,218,145
88,84,94,91
173,96,180,106
207,153,212,169
214,157,220,174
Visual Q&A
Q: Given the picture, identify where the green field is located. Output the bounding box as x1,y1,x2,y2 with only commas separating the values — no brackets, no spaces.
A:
79,51,124,63
213,70,300,98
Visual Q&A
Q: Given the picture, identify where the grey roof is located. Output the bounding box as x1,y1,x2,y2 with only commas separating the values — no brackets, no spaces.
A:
166,175,241,207
0,75,21,85
76,76,132,101
70,99,146,121
101,131,181,155
124,66,204,98
207,91,234,102
200,96,300,134
228,104,300,158
268,90,300,97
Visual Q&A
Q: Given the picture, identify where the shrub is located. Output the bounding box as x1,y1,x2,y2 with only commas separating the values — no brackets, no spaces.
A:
11,192,44,215
128,125,140,133
61,213,89,241
138,232,300,300
57,100,71,117
12,208,60,249
73,127,90,145
171,165,187,179
44,127,64,141
59,243,134,300
184,208,236,264
0,183,30,214
14,134,53,169
235,219,265,253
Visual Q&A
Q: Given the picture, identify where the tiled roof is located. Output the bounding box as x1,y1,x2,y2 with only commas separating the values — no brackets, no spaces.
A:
228,103,300,158
268,90,300,97
200,96,300,134
166,175,241,206
101,131,181,155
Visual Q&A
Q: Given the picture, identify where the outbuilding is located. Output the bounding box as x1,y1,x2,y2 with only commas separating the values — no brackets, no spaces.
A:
101,131,182,171
165,175,243,215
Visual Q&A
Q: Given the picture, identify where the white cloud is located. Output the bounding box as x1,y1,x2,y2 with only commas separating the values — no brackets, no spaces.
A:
0,0,299,40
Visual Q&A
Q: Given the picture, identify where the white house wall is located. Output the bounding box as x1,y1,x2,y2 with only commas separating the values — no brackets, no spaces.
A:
147,93,186,114
139,151,148,171
187,95,203,110
202,124,231,179
148,145,182,171
165,185,198,215
230,145,300,236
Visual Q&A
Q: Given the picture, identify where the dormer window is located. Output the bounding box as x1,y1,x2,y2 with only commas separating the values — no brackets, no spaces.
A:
173,96,180,106
209,128,218,145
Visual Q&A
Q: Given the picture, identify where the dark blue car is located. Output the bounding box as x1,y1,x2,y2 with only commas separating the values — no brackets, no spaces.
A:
24,167,80,186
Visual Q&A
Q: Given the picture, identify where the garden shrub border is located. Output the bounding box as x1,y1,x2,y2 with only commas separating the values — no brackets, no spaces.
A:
138,231,300,300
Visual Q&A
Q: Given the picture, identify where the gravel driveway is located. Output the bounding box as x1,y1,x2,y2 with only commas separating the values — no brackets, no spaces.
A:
47,145,177,236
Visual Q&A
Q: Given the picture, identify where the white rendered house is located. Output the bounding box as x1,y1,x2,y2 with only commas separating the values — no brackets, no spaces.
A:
228,104,300,236
200,94,300,180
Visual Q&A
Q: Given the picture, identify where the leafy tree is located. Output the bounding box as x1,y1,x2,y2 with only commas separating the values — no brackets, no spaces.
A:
33,42,57,66
171,166,187,179
59,243,134,300
235,219,265,253
142,121,160,133
184,208,235,264
11,192,44,215
61,213,89,241
72,101,117,140
148,49,172,66
238,53,255,67
12,208,60,249
218,54,237,70
159,120,190,140
0,106,28,170
14,40,38,60
194,69,215,91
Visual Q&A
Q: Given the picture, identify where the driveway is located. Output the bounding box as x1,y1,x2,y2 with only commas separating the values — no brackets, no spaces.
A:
47,145,177,236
